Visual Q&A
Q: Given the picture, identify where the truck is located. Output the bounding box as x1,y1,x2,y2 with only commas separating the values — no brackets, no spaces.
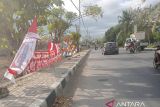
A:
129,31,148,51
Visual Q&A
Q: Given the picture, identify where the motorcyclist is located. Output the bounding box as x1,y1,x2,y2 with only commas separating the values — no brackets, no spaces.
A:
128,38,135,49
95,44,98,50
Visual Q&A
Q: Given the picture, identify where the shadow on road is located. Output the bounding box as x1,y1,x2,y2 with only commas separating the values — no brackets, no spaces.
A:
63,50,160,107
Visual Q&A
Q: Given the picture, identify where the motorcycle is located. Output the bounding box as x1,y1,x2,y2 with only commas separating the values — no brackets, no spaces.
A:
128,42,135,53
125,38,142,54
153,46,160,69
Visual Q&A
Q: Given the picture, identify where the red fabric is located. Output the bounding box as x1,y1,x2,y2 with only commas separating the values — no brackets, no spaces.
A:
28,16,37,33
8,68,17,75
47,42,60,55
48,42,54,52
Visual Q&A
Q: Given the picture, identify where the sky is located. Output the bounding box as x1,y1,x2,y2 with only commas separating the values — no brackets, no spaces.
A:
63,0,160,38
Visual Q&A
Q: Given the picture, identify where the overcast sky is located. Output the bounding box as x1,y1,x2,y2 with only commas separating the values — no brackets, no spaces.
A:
63,0,159,38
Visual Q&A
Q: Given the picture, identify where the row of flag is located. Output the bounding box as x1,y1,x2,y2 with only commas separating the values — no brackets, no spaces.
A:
4,17,60,83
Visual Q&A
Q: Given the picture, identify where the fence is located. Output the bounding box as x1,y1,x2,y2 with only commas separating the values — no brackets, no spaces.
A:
0,48,62,82
25,50,62,74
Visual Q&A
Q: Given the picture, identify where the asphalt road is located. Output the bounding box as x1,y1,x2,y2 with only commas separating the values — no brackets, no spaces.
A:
64,48,160,107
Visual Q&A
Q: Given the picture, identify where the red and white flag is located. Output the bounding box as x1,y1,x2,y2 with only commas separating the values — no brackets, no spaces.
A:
4,17,39,83
48,41,54,52
55,43,60,55
48,42,60,55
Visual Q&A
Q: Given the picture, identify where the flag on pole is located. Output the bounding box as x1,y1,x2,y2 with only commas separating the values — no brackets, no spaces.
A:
55,43,60,55
4,17,39,83
48,41,54,52
48,42,60,55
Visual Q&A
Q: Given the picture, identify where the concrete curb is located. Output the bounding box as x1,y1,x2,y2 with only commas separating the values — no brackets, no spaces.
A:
30,50,90,107
144,48,156,51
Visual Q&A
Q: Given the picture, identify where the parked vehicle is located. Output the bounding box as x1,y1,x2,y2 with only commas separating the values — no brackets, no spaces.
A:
139,40,148,51
153,46,160,69
102,42,119,55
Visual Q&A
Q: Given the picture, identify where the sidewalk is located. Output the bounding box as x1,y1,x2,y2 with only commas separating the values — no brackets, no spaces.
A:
0,50,90,107
144,48,156,51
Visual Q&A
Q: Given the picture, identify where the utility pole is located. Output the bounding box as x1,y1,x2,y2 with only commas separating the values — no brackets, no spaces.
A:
79,0,81,33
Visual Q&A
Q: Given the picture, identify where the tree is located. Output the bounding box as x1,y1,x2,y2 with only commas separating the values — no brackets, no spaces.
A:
83,4,103,20
118,10,134,39
0,0,53,55
47,7,77,43
104,2,160,46
104,24,122,43
70,32,81,51
0,0,102,56
0,0,77,56
152,22,160,41
65,11,77,24
0,0,20,55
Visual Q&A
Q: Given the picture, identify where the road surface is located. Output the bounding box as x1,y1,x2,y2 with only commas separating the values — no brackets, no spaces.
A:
64,48,160,107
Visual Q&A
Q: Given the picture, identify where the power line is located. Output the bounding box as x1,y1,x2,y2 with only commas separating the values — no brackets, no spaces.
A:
79,0,81,32
69,0,89,35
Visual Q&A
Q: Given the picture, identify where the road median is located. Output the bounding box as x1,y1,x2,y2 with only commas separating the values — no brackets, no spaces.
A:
144,48,156,51
0,50,90,107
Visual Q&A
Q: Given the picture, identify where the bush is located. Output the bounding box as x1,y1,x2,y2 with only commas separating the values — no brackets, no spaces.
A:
147,44,156,48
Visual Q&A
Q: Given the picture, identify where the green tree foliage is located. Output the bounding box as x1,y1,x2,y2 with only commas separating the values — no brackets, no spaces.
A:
0,0,77,55
118,9,134,39
47,7,77,43
152,22,160,41
70,32,81,51
70,32,81,45
84,4,103,20
104,2,160,46
0,0,52,55
65,12,77,23
104,25,123,45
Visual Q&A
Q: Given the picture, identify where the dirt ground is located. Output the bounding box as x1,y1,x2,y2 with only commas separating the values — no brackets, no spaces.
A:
53,97,73,107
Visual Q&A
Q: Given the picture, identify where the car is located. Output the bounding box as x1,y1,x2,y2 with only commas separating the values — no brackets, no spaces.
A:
102,42,119,55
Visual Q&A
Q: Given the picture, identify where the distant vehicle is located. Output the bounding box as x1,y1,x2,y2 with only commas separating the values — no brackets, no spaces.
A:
124,39,148,53
139,40,148,51
102,42,119,55
153,45,160,69
129,32,148,51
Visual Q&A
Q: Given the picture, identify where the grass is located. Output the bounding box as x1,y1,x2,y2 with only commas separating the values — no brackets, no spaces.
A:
146,44,156,48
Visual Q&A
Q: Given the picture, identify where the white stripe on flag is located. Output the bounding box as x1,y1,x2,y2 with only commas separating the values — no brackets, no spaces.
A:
4,71,15,83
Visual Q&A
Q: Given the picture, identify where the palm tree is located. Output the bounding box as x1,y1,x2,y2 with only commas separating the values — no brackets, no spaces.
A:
118,10,134,40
